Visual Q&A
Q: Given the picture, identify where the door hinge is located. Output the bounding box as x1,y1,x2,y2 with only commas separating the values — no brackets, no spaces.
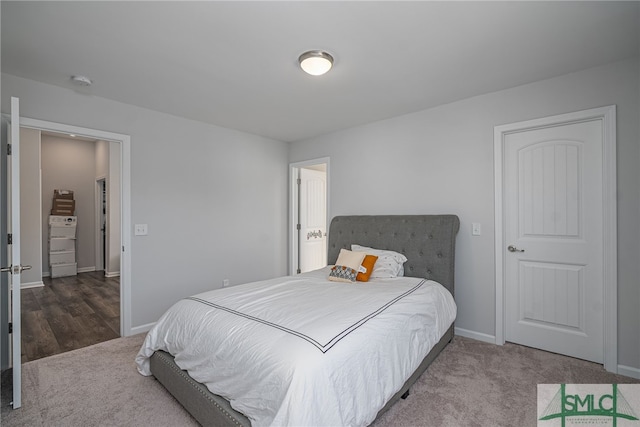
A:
297,178,301,185
296,223,301,230
7,144,11,156
7,234,12,245
8,323,12,334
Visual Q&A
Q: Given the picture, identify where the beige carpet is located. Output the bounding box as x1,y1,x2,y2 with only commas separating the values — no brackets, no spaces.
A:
1,334,637,427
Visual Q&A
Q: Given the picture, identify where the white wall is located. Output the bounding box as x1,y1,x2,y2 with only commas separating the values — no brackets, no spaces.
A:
1,72,290,330
20,127,42,286
289,58,640,373
41,134,97,273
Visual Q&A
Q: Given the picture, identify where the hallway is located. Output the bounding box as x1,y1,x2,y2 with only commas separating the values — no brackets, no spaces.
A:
21,271,120,363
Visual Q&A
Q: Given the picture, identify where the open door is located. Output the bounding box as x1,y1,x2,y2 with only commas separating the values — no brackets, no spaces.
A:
298,167,327,273
289,158,329,275
1,97,30,408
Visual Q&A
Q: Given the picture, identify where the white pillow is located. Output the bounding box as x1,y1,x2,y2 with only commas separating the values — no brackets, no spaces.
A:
351,244,407,278
335,248,367,271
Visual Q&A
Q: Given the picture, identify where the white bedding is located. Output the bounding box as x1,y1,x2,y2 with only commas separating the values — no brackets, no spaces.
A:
136,267,456,427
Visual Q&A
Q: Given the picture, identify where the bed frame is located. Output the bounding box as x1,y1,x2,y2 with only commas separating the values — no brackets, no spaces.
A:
150,214,460,426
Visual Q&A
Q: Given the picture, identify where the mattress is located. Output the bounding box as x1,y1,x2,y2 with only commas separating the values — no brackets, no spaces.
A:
136,267,456,426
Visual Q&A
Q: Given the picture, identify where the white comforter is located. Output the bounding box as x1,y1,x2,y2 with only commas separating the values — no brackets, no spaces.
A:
136,267,456,427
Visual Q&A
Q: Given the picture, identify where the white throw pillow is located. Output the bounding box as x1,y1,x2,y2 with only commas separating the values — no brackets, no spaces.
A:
335,248,367,270
351,244,407,278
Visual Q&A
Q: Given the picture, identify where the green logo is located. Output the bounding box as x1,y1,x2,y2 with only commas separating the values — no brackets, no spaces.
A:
539,384,639,426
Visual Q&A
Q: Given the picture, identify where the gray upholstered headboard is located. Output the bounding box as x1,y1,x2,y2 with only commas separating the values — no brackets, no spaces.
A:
327,215,460,294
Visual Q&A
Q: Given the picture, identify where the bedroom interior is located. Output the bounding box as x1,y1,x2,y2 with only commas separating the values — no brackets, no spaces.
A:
1,1,639,426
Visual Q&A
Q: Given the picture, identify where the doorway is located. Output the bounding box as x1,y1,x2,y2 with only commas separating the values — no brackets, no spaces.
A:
494,106,617,372
1,110,131,410
289,158,329,275
1,115,131,341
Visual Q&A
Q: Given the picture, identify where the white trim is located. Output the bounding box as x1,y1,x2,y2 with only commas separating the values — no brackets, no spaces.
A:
20,281,44,289
10,97,22,408
493,105,617,373
130,322,155,335
454,327,496,344
494,124,505,347
288,157,330,276
44,268,119,278
95,176,106,273
600,106,618,373
618,365,640,380
35,130,43,290
17,117,133,337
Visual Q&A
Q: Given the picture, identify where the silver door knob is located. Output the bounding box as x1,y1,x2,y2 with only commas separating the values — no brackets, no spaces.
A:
507,245,524,253
0,265,32,274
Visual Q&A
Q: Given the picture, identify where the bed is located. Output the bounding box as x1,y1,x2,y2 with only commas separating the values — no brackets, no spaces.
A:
136,214,460,426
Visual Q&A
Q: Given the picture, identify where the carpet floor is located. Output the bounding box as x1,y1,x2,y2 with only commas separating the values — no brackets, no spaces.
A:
1,334,637,427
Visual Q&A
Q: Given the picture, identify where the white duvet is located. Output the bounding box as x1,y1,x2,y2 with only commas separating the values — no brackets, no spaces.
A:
136,267,456,427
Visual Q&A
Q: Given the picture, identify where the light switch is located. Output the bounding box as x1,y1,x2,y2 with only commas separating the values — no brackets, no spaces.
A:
135,224,148,236
472,223,481,236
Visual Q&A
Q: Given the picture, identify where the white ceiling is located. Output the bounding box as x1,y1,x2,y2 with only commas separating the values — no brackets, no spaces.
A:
2,1,638,142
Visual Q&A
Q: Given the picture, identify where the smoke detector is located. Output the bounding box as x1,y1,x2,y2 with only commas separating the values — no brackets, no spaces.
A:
71,75,92,86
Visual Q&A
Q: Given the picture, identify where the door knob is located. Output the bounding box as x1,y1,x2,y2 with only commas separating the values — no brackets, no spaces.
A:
507,245,524,253
0,265,32,274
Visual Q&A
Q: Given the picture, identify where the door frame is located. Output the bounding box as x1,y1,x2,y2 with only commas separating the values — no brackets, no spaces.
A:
16,116,132,336
95,176,107,273
494,105,617,373
289,157,330,275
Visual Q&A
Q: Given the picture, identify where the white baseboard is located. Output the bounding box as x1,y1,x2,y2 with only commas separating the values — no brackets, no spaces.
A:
43,267,100,277
618,364,640,379
454,327,497,344
21,281,44,289
105,271,120,278
129,322,155,336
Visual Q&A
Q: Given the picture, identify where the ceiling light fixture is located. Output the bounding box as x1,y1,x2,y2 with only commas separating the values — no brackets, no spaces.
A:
71,75,92,86
298,50,334,76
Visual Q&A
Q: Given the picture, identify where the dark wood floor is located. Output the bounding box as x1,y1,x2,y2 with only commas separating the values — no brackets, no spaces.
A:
21,271,120,363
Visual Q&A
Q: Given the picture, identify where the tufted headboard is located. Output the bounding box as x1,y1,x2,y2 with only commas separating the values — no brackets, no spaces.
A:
327,215,460,295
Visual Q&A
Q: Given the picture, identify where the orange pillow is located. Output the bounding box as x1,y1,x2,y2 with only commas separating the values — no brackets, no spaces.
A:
356,255,378,282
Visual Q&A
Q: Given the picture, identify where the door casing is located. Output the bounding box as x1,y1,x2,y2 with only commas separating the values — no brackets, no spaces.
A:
95,177,107,273
494,105,617,373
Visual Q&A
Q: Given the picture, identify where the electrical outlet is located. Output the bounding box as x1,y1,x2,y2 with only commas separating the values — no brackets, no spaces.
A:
472,223,481,236
134,224,148,236
223,279,230,287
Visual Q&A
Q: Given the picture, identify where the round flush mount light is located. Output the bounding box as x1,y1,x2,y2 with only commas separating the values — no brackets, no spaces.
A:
71,75,93,86
298,50,334,76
